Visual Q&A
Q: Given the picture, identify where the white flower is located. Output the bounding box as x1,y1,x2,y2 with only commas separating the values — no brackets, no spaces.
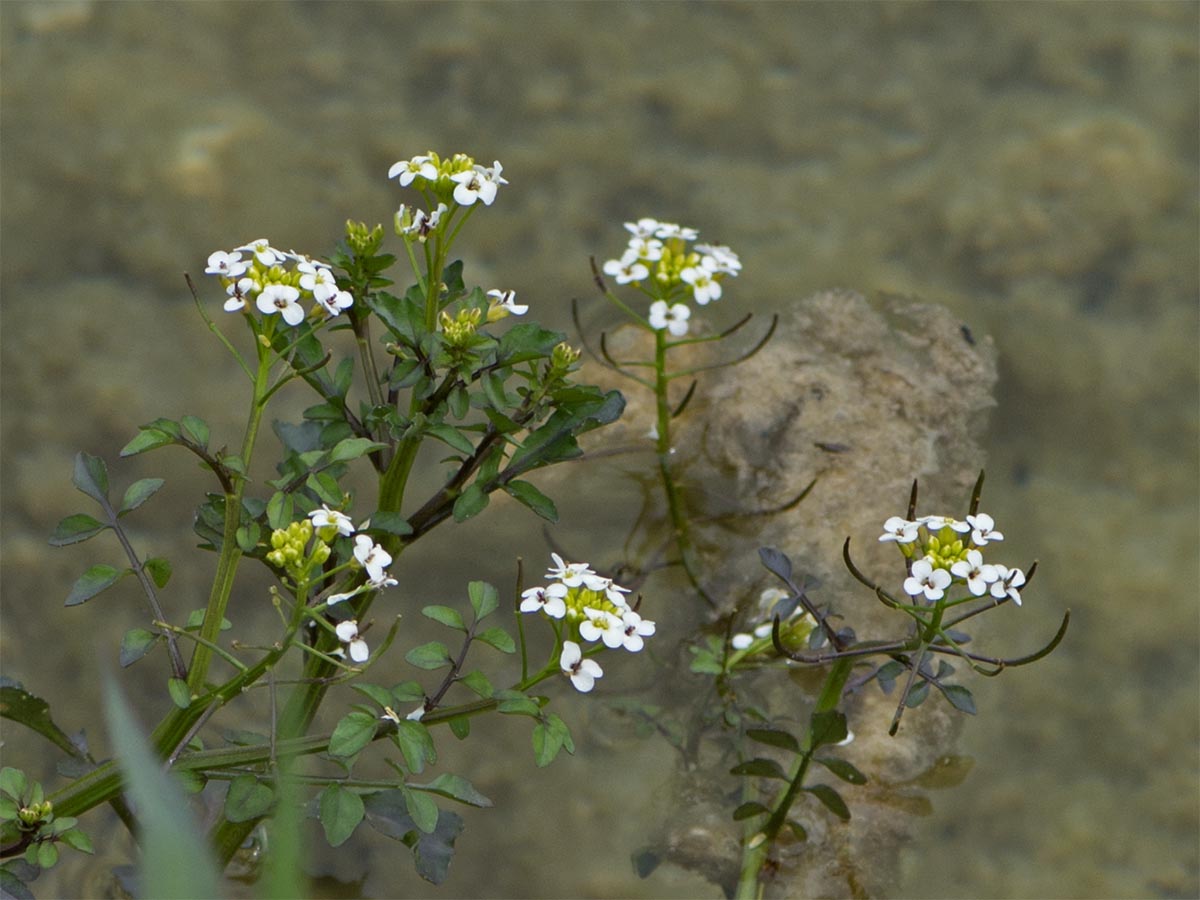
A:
317,289,354,318
580,607,625,649
680,265,722,305
603,253,649,285
519,583,568,619
919,515,949,531
648,300,691,337
950,549,998,597
335,619,369,662
353,534,392,583
966,513,1004,546
487,288,528,316
256,284,305,326
545,553,609,591
560,640,603,693
626,236,664,261
603,580,631,607
388,154,438,186
617,609,655,652
298,261,338,302
223,276,259,313
880,516,919,543
624,218,661,239
903,558,952,602
731,633,754,650
309,505,355,536
695,243,742,274
205,250,248,278
989,565,1026,606
654,222,699,240
450,163,504,207
236,239,285,267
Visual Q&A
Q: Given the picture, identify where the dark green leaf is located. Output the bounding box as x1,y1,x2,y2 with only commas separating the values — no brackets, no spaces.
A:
49,514,108,546
458,670,493,699
390,681,426,703
266,491,294,531
473,626,515,654
730,758,788,780
446,385,469,420
144,557,172,589
167,678,191,710
329,437,388,464
224,775,274,823
806,783,851,821
368,512,412,536
496,323,564,365
405,641,452,670
180,416,210,449
467,581,498,621
503,480,559,522
0,683,85,759
758,546,793,584
392,720,437,774
72,452,109,504
408,774,492,808
746,728,801,754
809,709,849,748
319,784,364,848
732,801,769,820
421,605,466,632
59,826,94,854
906,681,930,708
402,786,439,834
65,564,125,606
118,478,165,515
938,683,977,715
413,810,464,885
306,471,343,507
815,756,868,785
120,628,160,667
785,819,808,841
495,693,542,718
351,683,394,709
328,710,379,759
425,423,475,456
452,484,489,522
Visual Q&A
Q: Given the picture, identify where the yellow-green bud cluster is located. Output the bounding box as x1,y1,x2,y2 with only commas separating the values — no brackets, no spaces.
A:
345,220,384,257
550,341,581,374
266,520,330,580
653,243,698,288
440,308,482,347
18,800,52,828
563,585,623,625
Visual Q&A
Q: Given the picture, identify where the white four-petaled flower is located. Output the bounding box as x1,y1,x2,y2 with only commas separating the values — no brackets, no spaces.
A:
388,154,438,186
880,516,919,543
309,505,355,537
236,239,285,267
580,607,625,649
989,565,1025,606
648,300,691,337
904,558,952,601
519,583,568,619
335,619,370,663
353,534,393,583
206,250,248,278
560,640,603,692
603,253,649,285
950,549,998,596
617,610,656,652
487,288,528,316
966,513,1004,546
680,264,722,305
256,284,305,326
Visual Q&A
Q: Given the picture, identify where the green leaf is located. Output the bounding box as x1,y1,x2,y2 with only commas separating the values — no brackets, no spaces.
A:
421,605,466,632
938,683,977,715
733,801,769,820
496,323,564,365
413,810,464,885
815,756,868,785
120,628,161,668
103,676,220,899
425,423,475,456
806,783,851,821
451,484,489,522
809,709,849,748
36,841,58,870
180,416,210,449
1,865,34,899
167,678,191,710
306,471,343,506
531,712,573,767
65,564,126,606
118,478,165,515
184,608,231,631
235,522,261,553
503,480,559,522
467,581,498,621
72,452,109,504
319,784,364,848
688,647,724,675
0,684,84,759
0,767,29,800
473,626,515,654
49,513,109,546
368,512,412,536
120,418,181,457
730,758,788,780
785,819,808,841
494,690,542,718
446,385,469,420
351,683,394,709
266,491,294,531
59,826,94,854
328,710,378,759
408,774,492,809
390,681,426,703
402,786,439,834
144,557,172,589
224,775,274,823
329,437,388,464
448,716,470,739
392,720,436,775
405,642,452,670
746,728,801,754
458,670,493,699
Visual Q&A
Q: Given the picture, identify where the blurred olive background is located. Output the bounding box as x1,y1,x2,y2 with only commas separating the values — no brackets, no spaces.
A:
1,3,1196,898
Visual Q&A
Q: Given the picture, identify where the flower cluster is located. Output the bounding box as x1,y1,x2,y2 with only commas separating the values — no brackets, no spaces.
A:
520,554,655,692
602,218,741,337
880,512,1025,605
204,240,353,325
390,151,508,237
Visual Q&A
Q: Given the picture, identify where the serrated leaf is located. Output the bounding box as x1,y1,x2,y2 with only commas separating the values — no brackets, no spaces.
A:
408,774,492,808
405,641,452,670
503,480,559,522
328,710,378,759
806,783,851,821
421,605,466,631
224,775,274,822
467,581,498,621
732,801,769,820
746,728,801,753
65,564,125,606
119,628,160,667
144,557,172,589
451,484,489,522
72,452,109,504
730,758,788,780
180,416,210,449
319,784,364,847
815,756,868,785
49,513,108,546
329,437,388,464
167,678,191,710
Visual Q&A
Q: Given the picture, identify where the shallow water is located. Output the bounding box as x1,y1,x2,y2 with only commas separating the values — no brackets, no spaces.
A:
1,3,1196,898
